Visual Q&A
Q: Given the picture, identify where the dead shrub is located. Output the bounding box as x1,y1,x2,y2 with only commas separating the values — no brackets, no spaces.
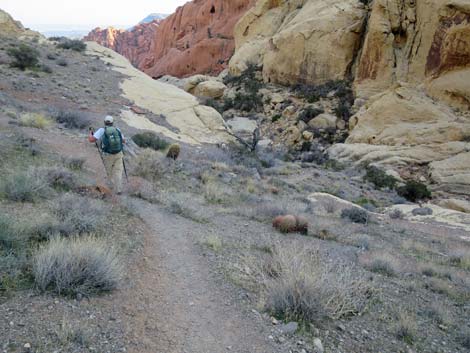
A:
52,193,108,235
0,167,51,202
133,149,167,181
33,236,122,295
260,244,373,322
396,310,417,345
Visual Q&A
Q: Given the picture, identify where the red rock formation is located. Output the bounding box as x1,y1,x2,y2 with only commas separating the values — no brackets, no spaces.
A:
84,0,255,78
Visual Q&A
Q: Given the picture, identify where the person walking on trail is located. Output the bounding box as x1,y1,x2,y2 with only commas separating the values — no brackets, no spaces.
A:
88,115,125,194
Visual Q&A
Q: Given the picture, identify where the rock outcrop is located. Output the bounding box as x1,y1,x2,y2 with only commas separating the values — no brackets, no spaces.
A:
0,9,42,39
85,42,230,145
355,0,470,109
85,0,255,78
229,0,366,85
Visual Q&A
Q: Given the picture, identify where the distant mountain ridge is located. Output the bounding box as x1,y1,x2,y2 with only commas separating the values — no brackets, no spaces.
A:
139,13,168,24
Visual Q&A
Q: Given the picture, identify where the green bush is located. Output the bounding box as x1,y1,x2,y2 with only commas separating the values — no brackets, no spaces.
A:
271,114,282,123
397,181,431,202
132,132,170,151
57,39,87,52
341,207,369,224
7,44,40,70
53,110,91,129
298,106,324,124
33,236,122,296
294,80,354,104
364,166,397,190
224,92,263,112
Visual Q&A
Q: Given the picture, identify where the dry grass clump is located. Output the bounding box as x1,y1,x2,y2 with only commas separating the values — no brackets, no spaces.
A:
33,236,122,295
19,113,52,129
204,181,233,205
133,149,167,181
52,193,108,235
395,310,417,345
39,166,78,191
201,234,223,252
363,252,401,277
259,244,373,322
0,167,51,202
449,251,470,270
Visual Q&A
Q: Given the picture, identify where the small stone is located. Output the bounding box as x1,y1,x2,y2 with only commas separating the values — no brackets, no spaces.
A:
278,337,286,343
24,343,31,349
279,321,298,335
313,338,324,353
271,317,279,325
337,324,346,331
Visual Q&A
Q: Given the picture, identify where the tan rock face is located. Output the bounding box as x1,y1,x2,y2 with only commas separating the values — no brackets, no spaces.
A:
85,0,255,78
230,0,366,85
347,85,470,146
0,9,42,39
354,0,470,108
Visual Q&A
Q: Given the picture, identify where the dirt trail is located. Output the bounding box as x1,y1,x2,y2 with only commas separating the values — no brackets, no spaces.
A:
125,198,281,353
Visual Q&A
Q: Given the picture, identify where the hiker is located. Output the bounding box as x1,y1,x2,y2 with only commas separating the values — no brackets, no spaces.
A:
88,115,125,194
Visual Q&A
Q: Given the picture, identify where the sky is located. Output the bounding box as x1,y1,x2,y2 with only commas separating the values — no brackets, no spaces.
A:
0,0,189,30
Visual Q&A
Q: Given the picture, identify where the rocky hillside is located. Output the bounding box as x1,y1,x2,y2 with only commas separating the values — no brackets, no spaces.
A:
0,9,42,39
224,0,470,196
85,0,255,78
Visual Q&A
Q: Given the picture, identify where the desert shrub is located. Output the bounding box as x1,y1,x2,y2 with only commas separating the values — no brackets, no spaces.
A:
132,132,169,151
56,39,87,52
57,58,68,66
271,114,282,123
33,236,122,295
0,215,21,250
397,181,431,202
389,208,404,220
369,258,397,277
364,166,397,189
293,80,354,104
334,100,352,120
224,92,263,112
52,110,92,129
46,53,57,60
19,113,52,129
201,235,223,252
52,193,108,235
63,157,85,170
41,64,53,73
204,181,232,205
204,98,224,114
7,44,40,70
449,252,470,270
261,245,372,323
341,207,369,224
223,63,260,92
133,149,167,181
0,168,51,202
39,166,78,191
297,106,324,124
396,311,417,345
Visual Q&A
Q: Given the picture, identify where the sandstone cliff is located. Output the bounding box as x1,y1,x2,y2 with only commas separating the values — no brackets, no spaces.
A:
85,0,255,78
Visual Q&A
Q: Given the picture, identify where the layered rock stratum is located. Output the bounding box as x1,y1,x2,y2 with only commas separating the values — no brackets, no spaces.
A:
85,0,255,78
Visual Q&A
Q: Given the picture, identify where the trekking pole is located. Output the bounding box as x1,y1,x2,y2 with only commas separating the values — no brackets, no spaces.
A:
89,127,105,167
122,148,129,183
